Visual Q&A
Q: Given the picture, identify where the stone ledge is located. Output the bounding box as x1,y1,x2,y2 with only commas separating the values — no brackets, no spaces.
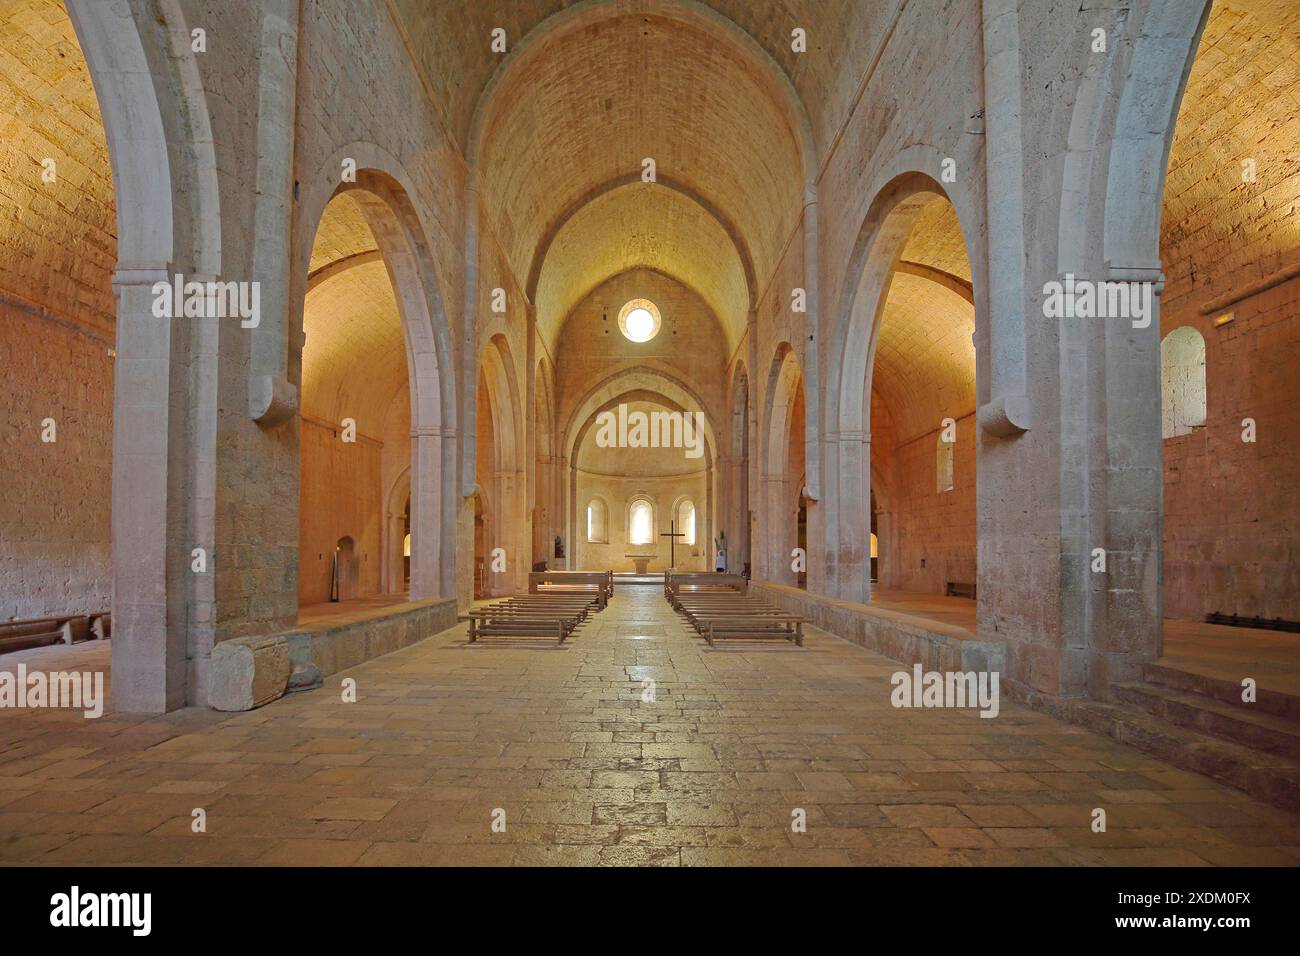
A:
749,581,1005,674
208,598,458,712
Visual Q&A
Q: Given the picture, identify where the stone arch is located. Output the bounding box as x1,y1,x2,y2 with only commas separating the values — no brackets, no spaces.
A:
526,174,760,312
824,148,986,439
468,0,816,180
477,334,526,593
69,0,221,277
562,367,719,464
1103,2,1213,277
760,344,805,584
66,0,224,711
480,334,523,474
823,166,980,604
291,159,458,602
1050,0,1213,694
563,367,718,571
830,172,978,435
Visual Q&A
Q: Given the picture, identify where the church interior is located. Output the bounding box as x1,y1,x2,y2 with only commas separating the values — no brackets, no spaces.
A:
0,0,1297,870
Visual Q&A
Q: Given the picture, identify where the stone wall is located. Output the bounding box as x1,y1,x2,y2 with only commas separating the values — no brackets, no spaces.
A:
750,580,1005,676
1162,279,1299,620
0,306,114,619
574,468,711,573
877,413,978,594
298,417,384,605
0,0,115,622
209,596,459,711
1157,3,1300,621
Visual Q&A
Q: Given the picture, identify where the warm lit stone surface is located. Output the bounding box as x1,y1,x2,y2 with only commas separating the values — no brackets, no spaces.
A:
2,588,1297,866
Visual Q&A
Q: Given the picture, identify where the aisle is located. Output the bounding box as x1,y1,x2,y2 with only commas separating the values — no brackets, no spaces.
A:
0,585,1295,866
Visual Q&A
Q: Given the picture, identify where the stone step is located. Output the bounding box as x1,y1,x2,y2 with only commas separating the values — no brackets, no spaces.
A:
1012,689,1300,813
1113,681,1300,761
1144,661,1300,722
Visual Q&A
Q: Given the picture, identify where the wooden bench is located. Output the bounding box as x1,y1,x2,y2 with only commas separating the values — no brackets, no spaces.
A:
0,615,90,654
463,594,599,645
467,613,569,646
528,570,613,609
664,571,747,605
701,615,804,647
489,597,597,623
669,590,805,647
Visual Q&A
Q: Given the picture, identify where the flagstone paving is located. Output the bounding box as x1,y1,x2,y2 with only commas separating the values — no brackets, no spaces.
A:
2,587,1299,866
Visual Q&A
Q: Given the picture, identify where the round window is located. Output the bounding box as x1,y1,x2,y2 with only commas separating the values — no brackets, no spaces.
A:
618,298,661,343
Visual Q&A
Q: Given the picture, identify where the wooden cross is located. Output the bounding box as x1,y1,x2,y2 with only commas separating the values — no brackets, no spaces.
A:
660,519,686,570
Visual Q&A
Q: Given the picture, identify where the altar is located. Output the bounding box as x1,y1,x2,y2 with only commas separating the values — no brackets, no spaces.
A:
624,554,655,574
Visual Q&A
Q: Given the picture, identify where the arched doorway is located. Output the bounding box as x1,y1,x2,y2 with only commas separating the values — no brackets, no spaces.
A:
475,335,525,596
296,191,405,608
1,0,223,710
828,172,980,607
291,164,457,612
331,537,357,603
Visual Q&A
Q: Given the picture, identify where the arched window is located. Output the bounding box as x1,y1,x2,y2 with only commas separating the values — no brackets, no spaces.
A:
586,498,608,543
936,433,954,493
628,497,654,545
1161,326,1207,439
675,498,696,545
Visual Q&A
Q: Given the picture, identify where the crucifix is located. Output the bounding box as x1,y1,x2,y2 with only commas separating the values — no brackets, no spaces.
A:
660,519,686,570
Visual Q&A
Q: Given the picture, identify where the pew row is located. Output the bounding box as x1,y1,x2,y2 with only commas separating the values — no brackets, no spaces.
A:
664,571,747,608
528,570,614,609
669,587,805,648
462,594,600,646
0,613,102,654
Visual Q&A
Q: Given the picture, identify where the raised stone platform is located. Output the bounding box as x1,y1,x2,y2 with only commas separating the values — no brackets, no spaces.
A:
748,581,1004,674
208,597,458,712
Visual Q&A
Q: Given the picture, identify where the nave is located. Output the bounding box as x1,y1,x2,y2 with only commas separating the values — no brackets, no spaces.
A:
2,587,1295,866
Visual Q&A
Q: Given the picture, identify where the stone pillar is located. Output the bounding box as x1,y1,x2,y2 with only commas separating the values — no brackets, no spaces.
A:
248,0,300,427
409,425,444,600
524,303,538,568
802,182,822,499
977,0,1032,438
440,427,458,599
461,174,480,497
551,451,564,568
566,457,578,570
110,270,192,712
832,429,871,604
762,474,794,585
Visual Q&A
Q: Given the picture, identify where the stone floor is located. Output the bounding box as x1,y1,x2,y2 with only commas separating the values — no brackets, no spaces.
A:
869,589,980,632
298,596,409,628
1161,618,1300,698
1,587,1298,866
